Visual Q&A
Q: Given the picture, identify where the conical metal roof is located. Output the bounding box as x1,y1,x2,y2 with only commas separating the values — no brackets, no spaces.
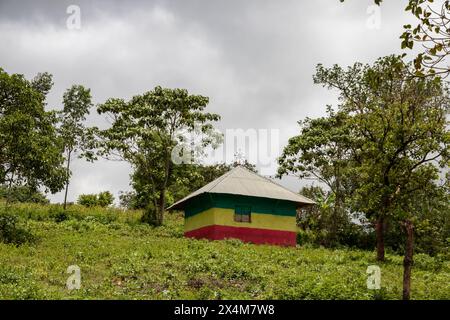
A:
167,165,315,210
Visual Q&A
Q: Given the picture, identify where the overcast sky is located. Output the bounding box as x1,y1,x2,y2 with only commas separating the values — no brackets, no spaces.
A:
0,0,416,203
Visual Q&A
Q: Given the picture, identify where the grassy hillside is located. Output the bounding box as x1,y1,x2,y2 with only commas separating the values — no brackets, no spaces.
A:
0,203,448,300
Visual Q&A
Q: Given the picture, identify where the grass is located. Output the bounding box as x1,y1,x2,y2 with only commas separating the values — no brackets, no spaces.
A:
0,202,448,300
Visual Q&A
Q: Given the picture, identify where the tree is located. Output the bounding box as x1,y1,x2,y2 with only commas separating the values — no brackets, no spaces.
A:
0,68,68,199
0,184,49,204
277,107,354,245
95,86,221,226
314,55,449,298
392,171,448,299
59,85,93,209
119,162,240,210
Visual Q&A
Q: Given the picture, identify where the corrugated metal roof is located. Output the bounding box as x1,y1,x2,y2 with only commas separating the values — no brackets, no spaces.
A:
167,166,315,210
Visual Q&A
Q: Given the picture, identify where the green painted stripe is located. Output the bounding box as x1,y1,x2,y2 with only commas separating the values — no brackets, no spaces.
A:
184,193,297,218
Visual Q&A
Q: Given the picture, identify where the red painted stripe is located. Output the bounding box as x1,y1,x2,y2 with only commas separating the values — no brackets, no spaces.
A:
184,225,297,247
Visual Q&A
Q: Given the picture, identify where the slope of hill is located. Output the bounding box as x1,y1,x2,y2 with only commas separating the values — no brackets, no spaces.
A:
0,203,448,300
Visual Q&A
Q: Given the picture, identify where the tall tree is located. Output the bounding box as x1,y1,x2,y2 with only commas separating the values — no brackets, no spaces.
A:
0,68,68,198
314,56,449,263
58,85,93,209
95,86,221,226
314,56,449,299
278,107,354,245
388,166,448,299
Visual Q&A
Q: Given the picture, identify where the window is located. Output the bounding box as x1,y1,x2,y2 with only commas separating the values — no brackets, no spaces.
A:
234,206,251,223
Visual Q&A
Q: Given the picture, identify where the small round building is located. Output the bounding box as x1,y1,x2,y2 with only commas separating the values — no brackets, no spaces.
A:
167,166,315,247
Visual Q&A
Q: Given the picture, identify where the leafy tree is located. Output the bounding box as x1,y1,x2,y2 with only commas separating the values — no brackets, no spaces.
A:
167,163,232,205
0,185,49,204
278,107,354,244
314,55,449,299
59,85,93,209
0,68,68,199
95,86,221,226
120,162,242,210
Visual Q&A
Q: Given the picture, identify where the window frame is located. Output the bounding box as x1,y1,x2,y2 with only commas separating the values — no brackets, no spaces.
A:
234,205,252,223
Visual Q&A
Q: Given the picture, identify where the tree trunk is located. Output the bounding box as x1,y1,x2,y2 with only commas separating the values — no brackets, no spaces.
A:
63,150,72,210
157,189,166,226
376,216,385,262
402,219,414,300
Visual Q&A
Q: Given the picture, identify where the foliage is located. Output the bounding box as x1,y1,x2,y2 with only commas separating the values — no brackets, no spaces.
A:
0,209,35,245
0,68,68,195
94,86,221,226
118,191,140,210
399,0,450,76
0,201,142,224
0,185,49,204
0,204,448,300
313,55,449,259
277,108,351,188
77,194,98,208
97,191,115,207
284,54,449,298
278,107,354,245
342,0,450,76
297,186,374,249
77,191,115,208
121,161,257,211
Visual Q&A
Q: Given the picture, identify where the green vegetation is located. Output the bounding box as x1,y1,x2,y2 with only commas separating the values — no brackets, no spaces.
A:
278,55,449,299
1,12,449,299
58,84,94,210
0,203,448,300
0,185,49,205
93,86,222,226
0,68,68,196
77,191,115,208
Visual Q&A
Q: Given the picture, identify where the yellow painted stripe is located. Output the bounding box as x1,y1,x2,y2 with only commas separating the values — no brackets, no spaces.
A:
184,207,297,233
185,208,216,232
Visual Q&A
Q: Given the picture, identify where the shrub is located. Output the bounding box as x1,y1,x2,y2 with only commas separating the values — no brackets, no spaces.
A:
97,191,115,207
77,194,98,207
0,210,35,245
48,206,70,222
77,191,115,208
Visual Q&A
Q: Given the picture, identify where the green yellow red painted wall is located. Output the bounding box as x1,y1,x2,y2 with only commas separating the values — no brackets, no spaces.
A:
183,193,298,246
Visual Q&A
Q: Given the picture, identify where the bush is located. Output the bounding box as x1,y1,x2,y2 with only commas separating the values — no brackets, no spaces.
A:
77,191,115,208
0,210,35,245
297,229,317,246
97,191,115,207
77,194,98,207
48,206,70,222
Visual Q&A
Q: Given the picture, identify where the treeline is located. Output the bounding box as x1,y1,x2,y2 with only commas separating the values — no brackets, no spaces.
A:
0,68,254,226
